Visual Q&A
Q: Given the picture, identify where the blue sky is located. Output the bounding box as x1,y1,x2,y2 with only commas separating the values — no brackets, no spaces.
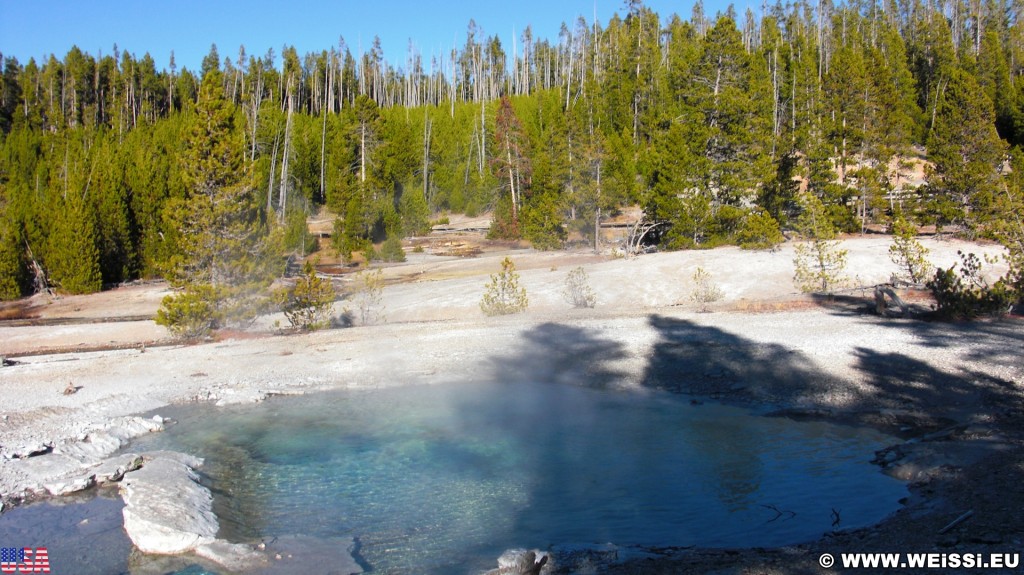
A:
0,0,740,72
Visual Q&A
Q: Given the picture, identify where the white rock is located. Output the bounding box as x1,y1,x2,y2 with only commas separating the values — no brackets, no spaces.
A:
14,452,87,492
141,450,203,468
105,415,165,441
214,388,267,406
54,432,123,461
120,453,218,554
43,473,95,496
92,453,144,483
8,442,52,459
55,416,164,463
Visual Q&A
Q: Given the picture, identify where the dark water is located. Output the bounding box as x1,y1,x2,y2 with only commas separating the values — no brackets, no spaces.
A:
115,380,907,574
0,489,224,575
0,488,131,575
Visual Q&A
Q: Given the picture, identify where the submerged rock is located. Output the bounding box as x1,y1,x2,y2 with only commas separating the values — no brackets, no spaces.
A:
251,535,363,575
484,549,550,575
194,540,264,572
120,452,218,554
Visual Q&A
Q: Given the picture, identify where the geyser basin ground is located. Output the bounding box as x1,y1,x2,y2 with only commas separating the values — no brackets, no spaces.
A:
124,380,905,574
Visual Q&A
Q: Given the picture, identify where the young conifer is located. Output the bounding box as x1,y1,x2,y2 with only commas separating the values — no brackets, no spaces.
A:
481,257,529,316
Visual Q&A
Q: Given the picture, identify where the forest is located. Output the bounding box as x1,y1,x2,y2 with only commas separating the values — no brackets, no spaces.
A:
1,0,1023,304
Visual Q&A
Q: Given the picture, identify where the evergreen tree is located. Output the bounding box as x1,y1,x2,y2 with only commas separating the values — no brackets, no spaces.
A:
889,214,932,283
47,193,102,294
1,3,1023,278
480,257,528,315
793,194,848,294
158,70,280,336
277,260,335,331
926,69,1007,232
691,17,772,206
0,206,28,299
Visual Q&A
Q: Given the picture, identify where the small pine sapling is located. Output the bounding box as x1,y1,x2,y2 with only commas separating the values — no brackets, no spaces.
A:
481,257,529,316
793,195,849,294
348,268,386,325
690,266,724,312
888,215,932,284
277,260,336,331
562,266,597,308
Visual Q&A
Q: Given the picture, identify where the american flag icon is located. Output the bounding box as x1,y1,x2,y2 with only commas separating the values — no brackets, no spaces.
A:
0,547,49,573
0,547,23,563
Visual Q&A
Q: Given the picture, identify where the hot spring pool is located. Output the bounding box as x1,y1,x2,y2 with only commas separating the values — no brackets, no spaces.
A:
119,380,906,574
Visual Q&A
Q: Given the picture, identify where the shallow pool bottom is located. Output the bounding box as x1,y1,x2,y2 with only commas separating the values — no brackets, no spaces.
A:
123,380,906,574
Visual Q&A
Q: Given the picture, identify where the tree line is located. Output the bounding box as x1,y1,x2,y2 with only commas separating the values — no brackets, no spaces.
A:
1,0,1023,301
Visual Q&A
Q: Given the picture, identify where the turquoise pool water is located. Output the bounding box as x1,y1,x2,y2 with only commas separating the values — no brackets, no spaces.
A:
122,380,906,574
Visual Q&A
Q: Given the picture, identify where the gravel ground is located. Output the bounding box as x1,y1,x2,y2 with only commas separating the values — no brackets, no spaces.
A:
0,236,1022,574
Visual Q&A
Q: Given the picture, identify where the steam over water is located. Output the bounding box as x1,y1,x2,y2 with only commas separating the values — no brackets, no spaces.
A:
126,380,905,574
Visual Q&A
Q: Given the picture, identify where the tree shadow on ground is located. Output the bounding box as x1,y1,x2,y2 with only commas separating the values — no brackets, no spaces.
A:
642,313,1023,430
640,314,841,407
488,321,629,389
851,346,1023,420
809,291,936,318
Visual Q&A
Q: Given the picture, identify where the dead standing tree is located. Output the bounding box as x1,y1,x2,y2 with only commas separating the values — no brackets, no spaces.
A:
623,219,665,257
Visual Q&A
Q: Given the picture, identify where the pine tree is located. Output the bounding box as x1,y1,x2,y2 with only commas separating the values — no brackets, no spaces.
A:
926,69,1007,232
889,214,932,284
277,260,335,330
47,193,102,294
158,70,280,337
480,257,528,315
793,194,848,294
0,207,28,299
562,266,596,308
691,17,772,205
690,266,724,312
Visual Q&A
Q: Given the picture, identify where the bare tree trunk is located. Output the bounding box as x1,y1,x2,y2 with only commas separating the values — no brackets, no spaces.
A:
507,145,518,219
479,99,487,175
320,74,329,203
249,68,264,163
423,115,432,205
360,121,367,186
268,133,280,212
280,89,294,220
840,115,847,184
771,47,780,159
565,31,574,109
